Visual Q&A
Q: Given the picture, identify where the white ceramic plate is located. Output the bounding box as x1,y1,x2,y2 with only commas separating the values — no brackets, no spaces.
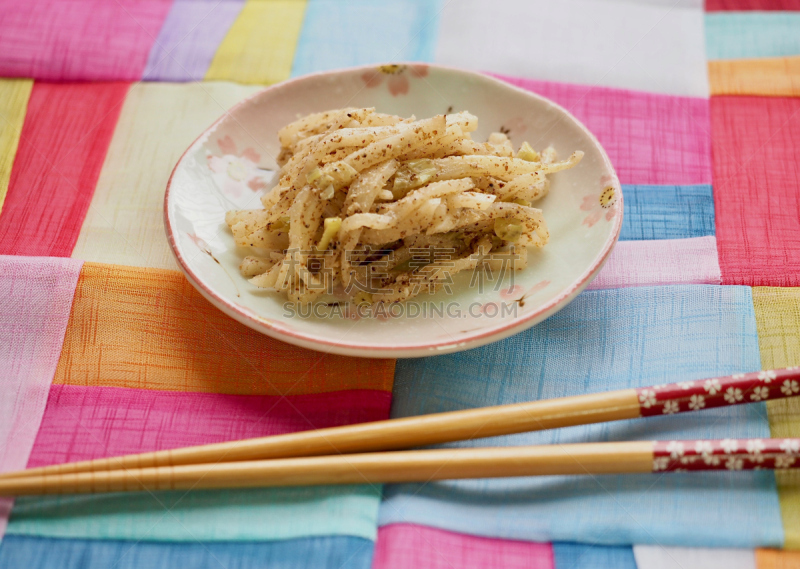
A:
165,63,622,358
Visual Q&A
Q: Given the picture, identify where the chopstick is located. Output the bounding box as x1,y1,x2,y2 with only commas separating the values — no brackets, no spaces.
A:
2,367,798,482
1,438,798,496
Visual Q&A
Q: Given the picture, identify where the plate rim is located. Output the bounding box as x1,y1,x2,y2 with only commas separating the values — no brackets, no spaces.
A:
164,62,623,358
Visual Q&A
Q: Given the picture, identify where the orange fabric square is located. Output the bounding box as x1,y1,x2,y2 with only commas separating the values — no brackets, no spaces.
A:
54,263,395,395
709,57,800,97
756,549,800,569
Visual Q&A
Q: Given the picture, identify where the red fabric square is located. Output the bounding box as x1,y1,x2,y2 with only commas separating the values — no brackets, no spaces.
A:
0,82,129,257
706,0,800,10
711,96,800,286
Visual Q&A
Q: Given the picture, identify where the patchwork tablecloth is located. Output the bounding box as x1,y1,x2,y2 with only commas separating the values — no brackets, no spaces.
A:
1,1,800,568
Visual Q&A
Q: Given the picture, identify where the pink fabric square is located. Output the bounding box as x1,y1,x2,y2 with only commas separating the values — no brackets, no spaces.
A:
0,0,173,81
0,255,83,538
373,523,555,569
588,236,721,290
492,74,712,186
28,386,392,466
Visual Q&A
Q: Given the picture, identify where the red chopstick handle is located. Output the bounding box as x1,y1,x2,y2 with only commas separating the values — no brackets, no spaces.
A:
653,438,800,472
635,368,800,417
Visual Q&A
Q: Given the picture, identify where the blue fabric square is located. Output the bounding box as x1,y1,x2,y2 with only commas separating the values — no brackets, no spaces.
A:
291,0,441,76
380,286,783,548
620,185,715,241
553,543,636,569
0,535,374,569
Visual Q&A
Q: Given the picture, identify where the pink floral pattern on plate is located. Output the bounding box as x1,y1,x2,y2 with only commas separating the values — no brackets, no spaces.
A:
187,232,212,255
509,279,551,308
499,285,525,300
581,183,619,228
207,135,268,198
361,64,429,96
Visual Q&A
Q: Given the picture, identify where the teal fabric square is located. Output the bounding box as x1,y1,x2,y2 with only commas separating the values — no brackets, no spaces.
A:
7,486,381,542
706,13,800,60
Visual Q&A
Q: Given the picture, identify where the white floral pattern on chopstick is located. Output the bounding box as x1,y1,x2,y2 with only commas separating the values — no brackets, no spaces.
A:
652,438,800,472
636,368,800,417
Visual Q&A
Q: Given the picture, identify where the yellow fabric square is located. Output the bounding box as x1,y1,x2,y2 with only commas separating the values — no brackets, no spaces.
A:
753,287,800,549
205,0,307,85
0,79,33,212
71,81,261,269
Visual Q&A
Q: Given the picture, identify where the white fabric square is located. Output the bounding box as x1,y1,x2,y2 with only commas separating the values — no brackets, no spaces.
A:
634,545,757,569
434,0,709,97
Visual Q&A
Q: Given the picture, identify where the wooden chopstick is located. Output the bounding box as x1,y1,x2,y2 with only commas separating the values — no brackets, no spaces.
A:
1,438,798,496
2,367,798,482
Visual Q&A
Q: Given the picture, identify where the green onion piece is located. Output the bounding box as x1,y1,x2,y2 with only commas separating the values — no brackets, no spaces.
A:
516,142,540,162
406,159,435,175
494,218,524,242
392,170,413,189
391,160,437,199
306,167,322,184
316,173,334,189
317,161,357,189
272,216,291,230
317,216,341,250
320,184,335,200
332,161,357,184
